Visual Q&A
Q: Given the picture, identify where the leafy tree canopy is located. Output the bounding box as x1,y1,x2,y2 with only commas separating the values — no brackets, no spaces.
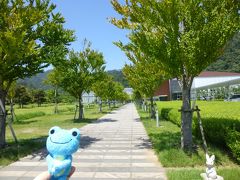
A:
58,40,106,120
0,0,75,93
110,0,240,150
0,0,75,147
111,0,240,81
59,42,106,99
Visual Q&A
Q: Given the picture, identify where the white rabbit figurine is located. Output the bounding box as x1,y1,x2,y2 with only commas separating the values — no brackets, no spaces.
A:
206,154,217,179
200,154,223,180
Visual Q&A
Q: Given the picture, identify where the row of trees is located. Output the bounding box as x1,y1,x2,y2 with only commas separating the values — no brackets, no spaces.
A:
0,0,75,148
92,75,129,112
110,0,240,151
45,41,129,119
12,86,46,108
0,0,128,148
7,85,76,108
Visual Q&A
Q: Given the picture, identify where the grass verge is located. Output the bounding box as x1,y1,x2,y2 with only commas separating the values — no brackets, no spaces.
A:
167,167,240,180
1,103,121,166
137,107,240,180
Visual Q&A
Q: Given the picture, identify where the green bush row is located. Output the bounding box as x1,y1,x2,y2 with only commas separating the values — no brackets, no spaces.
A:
12,106,75,122
57,107,75,113
15,111,46,121
226,130,240,163
158,105,240,163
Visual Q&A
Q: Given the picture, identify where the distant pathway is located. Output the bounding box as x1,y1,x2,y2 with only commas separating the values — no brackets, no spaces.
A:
0,103,167,180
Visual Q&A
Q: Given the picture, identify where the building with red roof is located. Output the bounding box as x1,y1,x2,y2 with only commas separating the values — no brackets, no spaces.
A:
154,71,240,101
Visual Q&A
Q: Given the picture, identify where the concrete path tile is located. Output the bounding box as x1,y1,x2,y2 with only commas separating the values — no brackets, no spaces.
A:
0,103,167,179
94,172,131,178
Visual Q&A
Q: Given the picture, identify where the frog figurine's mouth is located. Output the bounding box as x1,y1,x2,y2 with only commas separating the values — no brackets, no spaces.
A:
50,137,72,144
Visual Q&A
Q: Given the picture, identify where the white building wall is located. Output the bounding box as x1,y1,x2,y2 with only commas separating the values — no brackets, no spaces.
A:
82,92,96,104
192,76,240,90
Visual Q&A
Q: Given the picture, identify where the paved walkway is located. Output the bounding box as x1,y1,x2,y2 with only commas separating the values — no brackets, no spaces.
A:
0,103,167,180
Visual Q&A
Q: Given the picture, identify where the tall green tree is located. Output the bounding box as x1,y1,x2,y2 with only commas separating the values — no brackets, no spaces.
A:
6,81,16,104
111,0,240,151
119,41,166,118
44,68,62,113
92,75,128,110
110,81,126,107
92,74,110,112
14,85,31,108
123,61,165,118
104,78,118,109
0,0,74,147
59,41,106,120
32,89,46,107
132,89,142,107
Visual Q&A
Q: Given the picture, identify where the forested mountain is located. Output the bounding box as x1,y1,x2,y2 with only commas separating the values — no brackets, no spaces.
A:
17,70,51,90
206,32,240,73
17,69,129,89
107,69,129,87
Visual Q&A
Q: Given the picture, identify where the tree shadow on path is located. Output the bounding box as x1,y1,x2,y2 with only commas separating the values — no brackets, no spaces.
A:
80,135,101,149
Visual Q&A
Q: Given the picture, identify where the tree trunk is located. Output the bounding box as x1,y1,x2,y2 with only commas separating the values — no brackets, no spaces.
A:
10,98,15,121
78,96,84,120
99,99,102,113
20,99,23,108
150,97,155,119
38,99,41,107
0,89,7,148
108,100,111,109
181,78,193,152
54,87,58,114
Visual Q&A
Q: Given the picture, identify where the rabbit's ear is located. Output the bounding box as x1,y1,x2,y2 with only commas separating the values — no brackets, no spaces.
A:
210,155,215,161
206,153,209,160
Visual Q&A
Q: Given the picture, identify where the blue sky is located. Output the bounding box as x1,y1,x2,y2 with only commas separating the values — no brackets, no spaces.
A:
52,0,129,70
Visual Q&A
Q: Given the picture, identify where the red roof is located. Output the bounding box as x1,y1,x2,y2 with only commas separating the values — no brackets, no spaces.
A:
198,71,240,77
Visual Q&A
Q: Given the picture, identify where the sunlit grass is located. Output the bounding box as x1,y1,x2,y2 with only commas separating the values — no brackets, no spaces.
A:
137,106,240,180
1,103,121,166
157,100,240,120
167,167,240,180
139,110,235,167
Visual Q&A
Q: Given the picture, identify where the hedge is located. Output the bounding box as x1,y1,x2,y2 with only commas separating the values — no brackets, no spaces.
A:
226,130,240,162
157,101,240,163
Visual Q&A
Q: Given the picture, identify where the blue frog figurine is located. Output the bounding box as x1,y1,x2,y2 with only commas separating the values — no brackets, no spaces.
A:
46,126,80,180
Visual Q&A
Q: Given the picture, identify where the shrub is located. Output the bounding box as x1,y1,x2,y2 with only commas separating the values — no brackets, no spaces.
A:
157,101,240,163
168,109,181,126
194,117,240,147
226,130,240,162
15,112,46,121
161,108,173,120
57,107,75,113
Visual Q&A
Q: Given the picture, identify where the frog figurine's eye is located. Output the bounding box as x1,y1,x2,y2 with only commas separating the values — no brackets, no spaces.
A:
49,126,61,136
71,128,80,139
72,131,78,136
50,129,55,134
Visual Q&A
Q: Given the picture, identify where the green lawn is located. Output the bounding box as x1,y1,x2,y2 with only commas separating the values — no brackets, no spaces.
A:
157,100,240,120
1,103,119,166
137,101,240,180
167,167,240,180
